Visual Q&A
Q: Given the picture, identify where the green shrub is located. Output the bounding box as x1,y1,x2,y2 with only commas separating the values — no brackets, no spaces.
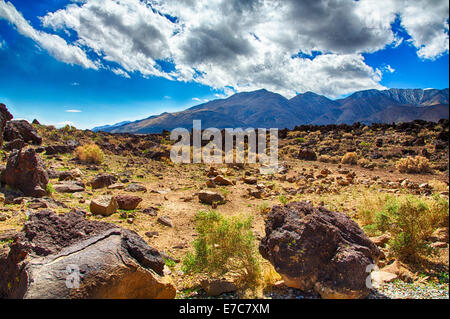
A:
278,195,289,205
182,211,261,286
366,195,449,261
359,141,372,148
46,183,55,195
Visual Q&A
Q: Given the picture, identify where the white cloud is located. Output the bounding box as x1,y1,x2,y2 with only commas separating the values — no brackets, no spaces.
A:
65,109,82,113
1,0,448,98
111,67,130,78
57,120,75,127
0,0,98,69
381,64,395,74
70,82,80,86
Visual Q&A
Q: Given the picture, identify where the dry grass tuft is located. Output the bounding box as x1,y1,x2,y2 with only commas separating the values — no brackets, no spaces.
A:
75,143,104,164
396,156,432,174
341,152,358,165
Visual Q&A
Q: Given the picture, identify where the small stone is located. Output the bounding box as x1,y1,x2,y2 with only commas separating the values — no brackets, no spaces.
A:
125,183,147,193
108,183,125,190
200,277,237,296
213,175,233,186
157,215,173,227
142,207,158,216
198,191,225,205
243,176,257,185
145,231,159,238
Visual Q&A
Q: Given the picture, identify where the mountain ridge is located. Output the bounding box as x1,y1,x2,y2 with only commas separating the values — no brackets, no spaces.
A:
93,88,449,133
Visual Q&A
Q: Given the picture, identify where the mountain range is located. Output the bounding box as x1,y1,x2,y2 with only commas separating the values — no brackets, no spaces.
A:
93,88,449,133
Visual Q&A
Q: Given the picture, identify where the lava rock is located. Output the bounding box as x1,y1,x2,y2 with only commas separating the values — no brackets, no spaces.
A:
259,201,381,299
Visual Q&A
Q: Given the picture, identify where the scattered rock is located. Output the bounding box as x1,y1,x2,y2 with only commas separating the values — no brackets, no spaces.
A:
206,180,216,188
4,139,25,151
90,195,118,216
243,176,257,184
53,181,85,193
44,144,76,155
142,207,159,216
125,183,148,193
114,195,142,210
145,231,159,238
370,271,398,287
200,277,237,296
157,215,173,228
89,173,117,189
1,148,49,197
212,175,233,186
108,183,125,190
259,201,381,299
198,191,225,205
370,234,391,247
428,227,449,243
381,260,414,283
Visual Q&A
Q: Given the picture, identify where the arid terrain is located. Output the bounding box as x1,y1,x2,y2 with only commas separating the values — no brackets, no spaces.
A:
0,103,448,299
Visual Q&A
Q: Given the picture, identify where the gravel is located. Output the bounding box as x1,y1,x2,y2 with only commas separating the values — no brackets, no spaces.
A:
370,281,449,299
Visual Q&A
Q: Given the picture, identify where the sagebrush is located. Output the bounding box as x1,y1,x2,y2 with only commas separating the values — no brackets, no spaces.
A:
75,143,104,164
182,211,261,286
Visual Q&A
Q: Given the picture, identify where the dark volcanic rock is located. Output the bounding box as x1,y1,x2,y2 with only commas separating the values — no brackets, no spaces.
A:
114,195,143,210
45,144,75,155
88,173,117,189
0,210,175,299
4,120,42,145
297,148,317,161
1,148,49,197
0,103,13,148
3,138,25,151
259,201,381,299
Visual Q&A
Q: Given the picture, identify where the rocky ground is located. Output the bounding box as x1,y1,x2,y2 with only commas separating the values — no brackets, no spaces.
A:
0,103,448,299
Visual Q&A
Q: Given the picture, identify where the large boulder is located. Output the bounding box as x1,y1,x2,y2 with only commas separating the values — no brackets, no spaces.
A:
0,210,175,299
259,201,381,299
1,148,49,197
0,103,13,147
4,120,42,145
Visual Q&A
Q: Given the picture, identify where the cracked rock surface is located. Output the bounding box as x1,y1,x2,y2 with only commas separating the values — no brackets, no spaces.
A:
0,209,175,299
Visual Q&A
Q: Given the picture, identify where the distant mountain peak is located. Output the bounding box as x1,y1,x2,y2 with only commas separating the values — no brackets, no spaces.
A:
93,87,449,133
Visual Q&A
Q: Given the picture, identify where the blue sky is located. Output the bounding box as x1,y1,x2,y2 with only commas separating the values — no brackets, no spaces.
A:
0,0,448,129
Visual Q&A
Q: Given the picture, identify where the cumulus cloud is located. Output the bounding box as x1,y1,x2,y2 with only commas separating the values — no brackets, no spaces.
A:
1,0,448,97
0,0,97,69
